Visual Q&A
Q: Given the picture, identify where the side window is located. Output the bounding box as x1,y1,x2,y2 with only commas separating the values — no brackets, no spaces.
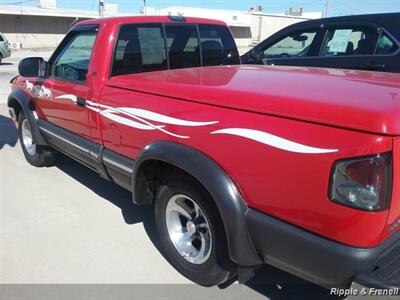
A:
165,25,200,69
50,31,97,83
199,24,240,66
321,27,379,56
376,31,399,55
0,35,3,42
112,23,167,76
263,30,318,58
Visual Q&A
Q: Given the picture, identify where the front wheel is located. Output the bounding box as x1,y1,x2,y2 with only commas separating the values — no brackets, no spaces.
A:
18,111,55,167
155,174,236,286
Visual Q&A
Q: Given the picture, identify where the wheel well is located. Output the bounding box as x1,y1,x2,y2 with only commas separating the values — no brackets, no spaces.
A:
136,159,227,209
8,97,22,119
137,159,226,219
137,159,194,203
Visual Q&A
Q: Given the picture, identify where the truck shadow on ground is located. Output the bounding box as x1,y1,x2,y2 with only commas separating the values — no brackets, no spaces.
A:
0,114,18,149
54,153,338,300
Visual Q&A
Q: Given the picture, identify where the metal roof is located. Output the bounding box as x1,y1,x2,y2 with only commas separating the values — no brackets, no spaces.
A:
0,4,124,18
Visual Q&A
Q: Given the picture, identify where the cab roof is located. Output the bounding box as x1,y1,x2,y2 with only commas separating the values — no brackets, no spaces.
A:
75,15,227,27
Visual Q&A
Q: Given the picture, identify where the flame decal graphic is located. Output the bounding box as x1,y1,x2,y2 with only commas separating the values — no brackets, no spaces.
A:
211,128,338,154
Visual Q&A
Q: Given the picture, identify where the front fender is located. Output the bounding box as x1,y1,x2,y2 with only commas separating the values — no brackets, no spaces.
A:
133,141,262,267
8,89,47,146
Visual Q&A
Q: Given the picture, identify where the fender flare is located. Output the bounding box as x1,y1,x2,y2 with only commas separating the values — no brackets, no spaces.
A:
7,89,47,146
133,141,262,267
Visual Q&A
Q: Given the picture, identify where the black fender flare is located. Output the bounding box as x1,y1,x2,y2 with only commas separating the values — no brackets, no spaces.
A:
132,141,262,267
7,89,47,146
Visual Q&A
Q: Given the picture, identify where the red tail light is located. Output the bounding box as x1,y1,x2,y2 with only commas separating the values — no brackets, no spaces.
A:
329,153,392,211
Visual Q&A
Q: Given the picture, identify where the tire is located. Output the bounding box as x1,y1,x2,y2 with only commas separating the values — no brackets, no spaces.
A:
155,174,236,286
0,54,2,65
18,111,55,167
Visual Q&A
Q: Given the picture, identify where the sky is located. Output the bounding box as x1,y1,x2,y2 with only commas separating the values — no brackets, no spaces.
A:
1,0,399,16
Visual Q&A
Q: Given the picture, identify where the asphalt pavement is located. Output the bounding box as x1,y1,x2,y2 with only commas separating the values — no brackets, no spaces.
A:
0,50,393,300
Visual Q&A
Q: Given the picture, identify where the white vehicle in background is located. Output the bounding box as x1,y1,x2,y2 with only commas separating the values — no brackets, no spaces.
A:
0,33,11,64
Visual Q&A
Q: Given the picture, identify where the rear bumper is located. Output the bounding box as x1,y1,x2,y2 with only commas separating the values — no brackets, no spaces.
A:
246,208,400,288
354,241,400,288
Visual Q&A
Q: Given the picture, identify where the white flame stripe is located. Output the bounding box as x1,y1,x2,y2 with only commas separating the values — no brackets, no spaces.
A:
87,106,102,113
211,128,338,154
117,108,218,127
55,94,77,103
104,107,189,138
100,109,165,130
86,100,339,154
86,101,190,139
87,101,217,127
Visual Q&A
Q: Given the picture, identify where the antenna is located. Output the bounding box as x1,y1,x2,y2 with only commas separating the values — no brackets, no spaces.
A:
143,0,147,15
99,0,104,17
324,0,330,18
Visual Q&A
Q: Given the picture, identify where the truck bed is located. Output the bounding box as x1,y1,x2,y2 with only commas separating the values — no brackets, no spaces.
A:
109,65,400,135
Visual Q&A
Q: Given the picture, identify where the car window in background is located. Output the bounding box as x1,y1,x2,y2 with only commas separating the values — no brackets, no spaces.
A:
166,25,200,69
263,31,318,58
321,27,380,56
376,31,399,54
0,35,3,42
198,24,240,66
51,31,97,83
112,23,167,76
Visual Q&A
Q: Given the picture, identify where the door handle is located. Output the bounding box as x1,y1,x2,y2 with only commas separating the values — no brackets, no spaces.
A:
363,62,387,71
76,97,86,107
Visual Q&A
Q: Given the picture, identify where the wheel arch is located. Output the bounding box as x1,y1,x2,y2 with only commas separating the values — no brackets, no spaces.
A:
8,89,47,146
132,141,262,267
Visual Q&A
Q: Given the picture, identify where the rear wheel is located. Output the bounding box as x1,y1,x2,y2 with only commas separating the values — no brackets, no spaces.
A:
155,174,236,286
18,111,55,167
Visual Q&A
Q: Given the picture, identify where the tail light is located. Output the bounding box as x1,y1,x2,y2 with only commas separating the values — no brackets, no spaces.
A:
329,153,392,211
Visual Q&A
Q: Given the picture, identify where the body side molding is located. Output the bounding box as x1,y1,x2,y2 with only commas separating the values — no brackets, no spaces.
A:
38,119,135,187
102,148,134,190
133,141,262,266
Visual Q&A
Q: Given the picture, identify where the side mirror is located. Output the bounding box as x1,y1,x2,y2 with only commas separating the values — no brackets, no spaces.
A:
248,48,261,62
18,57,47,77
293,35,308,42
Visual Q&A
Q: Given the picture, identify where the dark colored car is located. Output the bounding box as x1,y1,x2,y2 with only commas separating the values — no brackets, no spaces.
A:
242,13,400,72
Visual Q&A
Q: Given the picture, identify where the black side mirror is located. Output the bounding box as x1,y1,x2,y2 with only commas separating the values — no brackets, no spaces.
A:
18,57,47,77
249,49,261,62
292,35,308,42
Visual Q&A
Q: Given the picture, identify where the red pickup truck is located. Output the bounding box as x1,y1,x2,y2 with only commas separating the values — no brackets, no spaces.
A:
7,16,400,289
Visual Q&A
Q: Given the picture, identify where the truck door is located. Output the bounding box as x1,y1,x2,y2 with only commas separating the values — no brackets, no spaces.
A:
37,25,99,143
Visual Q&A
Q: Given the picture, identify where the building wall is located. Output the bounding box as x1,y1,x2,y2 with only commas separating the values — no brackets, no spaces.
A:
255,14,307,43
0,14,89,48
229,26,252,51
